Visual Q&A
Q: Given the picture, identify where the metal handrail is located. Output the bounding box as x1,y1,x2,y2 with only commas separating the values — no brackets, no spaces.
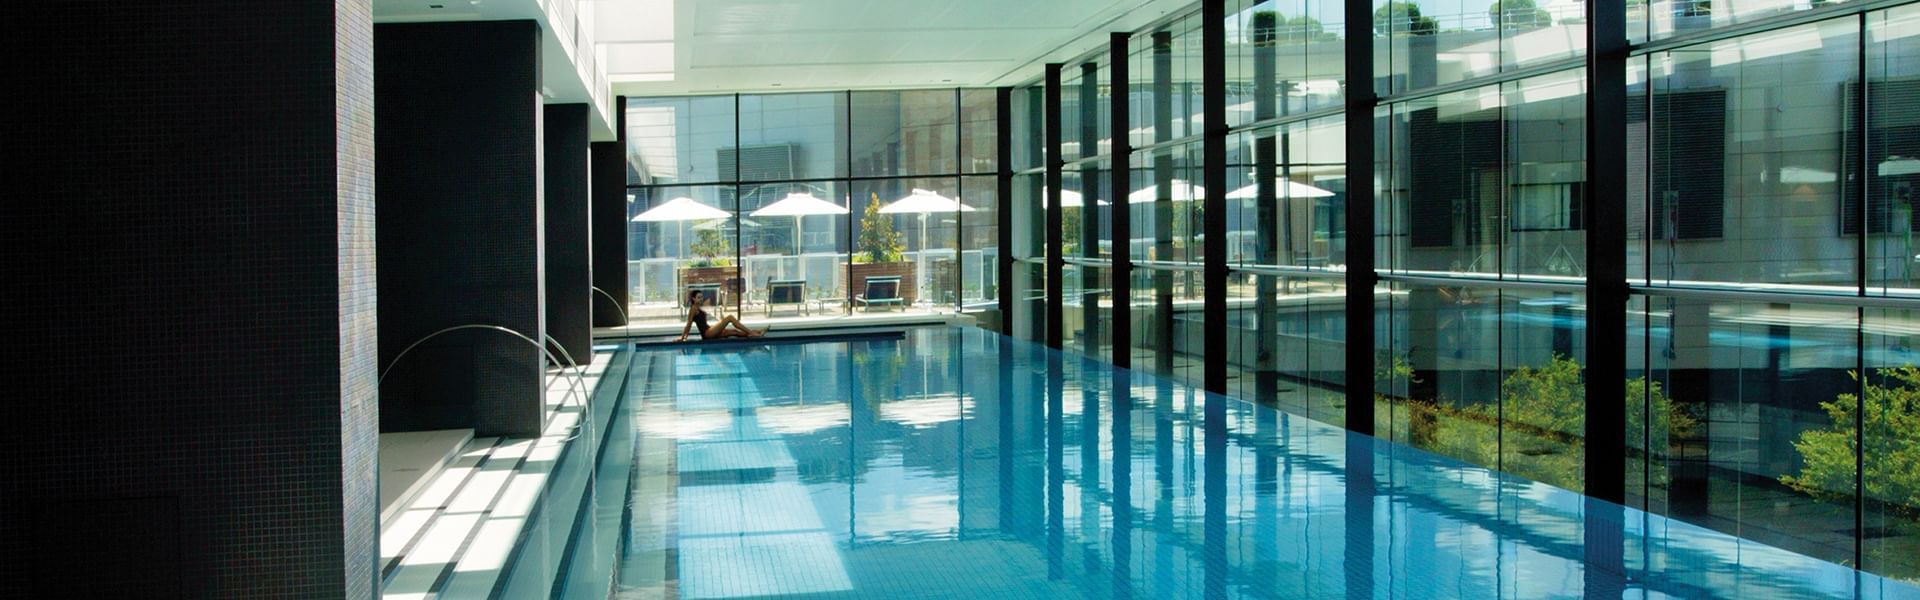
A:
591,286,636,343
541,333,596,448
378,324,592,442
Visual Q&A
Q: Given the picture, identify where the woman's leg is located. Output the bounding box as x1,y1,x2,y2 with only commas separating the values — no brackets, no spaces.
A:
718,315,761,336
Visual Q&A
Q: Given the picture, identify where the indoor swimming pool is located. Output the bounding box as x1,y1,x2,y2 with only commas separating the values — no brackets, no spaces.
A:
579,326,1920,599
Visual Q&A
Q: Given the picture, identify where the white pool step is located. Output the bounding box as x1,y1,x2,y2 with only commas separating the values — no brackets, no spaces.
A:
378,350,617,599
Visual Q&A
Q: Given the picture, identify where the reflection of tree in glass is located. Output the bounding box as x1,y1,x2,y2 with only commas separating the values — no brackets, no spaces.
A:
1400,354,1696,493
1062,206,1083,255
1490,0,1553,29
1784,367,1920,576
1374,2,1440,35
1251,10,1340,45
856,193,905,264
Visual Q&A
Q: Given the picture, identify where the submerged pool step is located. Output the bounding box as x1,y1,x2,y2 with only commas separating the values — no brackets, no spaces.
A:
377,350,621,600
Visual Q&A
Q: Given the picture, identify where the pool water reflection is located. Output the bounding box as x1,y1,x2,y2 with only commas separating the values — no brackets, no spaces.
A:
605,326,1920,599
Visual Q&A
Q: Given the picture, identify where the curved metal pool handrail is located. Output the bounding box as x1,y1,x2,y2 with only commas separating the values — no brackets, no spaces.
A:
590,286,631,329
541,332,596,446
378,324,591,441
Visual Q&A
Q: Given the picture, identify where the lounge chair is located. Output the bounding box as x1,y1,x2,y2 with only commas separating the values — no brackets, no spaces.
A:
765,279,809,317
853,276,905,312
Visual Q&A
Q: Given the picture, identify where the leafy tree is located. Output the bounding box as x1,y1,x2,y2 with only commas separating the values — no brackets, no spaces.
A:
1398,354,1696,493
856,193,904,264
1784,367,1920,522
1374,2,1439,35
1490,0,1552,29
689,226,731,267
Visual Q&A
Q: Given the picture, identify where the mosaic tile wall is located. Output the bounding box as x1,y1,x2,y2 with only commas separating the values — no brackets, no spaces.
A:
1,1,379,597
544,103,594,362
374,20,546,438
591,139,632,327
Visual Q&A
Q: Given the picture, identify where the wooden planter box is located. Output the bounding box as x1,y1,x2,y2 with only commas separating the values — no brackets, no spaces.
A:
850,261,915,305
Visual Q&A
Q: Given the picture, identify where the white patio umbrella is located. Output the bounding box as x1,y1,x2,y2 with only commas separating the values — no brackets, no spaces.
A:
751,192,849,218
1127,179,1205,204
881,189,977,305
631,196,730,222
881,188,977,215
1224,180,1335,199
1042,187,1104,207
750,192,848,281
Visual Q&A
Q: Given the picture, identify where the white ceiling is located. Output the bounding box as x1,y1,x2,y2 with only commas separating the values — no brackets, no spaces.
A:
596,0,1198,96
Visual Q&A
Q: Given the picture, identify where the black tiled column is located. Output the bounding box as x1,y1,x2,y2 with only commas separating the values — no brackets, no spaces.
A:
591,98,630,327
376,20,546,438
545,103,592,364
2,2,378,597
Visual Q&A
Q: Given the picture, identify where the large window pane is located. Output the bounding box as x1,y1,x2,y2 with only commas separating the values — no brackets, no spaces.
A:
959,174,999,315
1227,272,1348,426
852,177,964,314
628,185,739,323
1643,0,1860,43
1229,117,1347,269
1642,19,1860,292
1229,0,1347,128
739,181,848,318
626,96,737,185
851,90,958,178
1648,297,1858,568
1505,70,1587,279
1863,307,1920,579
737,93,847,182
960,89,1000,175
1390,84,1504,276
1868,5,1920,298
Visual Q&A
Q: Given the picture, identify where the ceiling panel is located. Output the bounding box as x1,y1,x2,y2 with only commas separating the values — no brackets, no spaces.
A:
599,0,1195,96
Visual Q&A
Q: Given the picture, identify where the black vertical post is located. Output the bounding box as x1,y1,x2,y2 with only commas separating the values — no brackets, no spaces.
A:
1254,11,1281,406
1153,32,1176,375
1110,32,1134,369
956,88,966,313
591,96,630,327
1046,64,1065,349
1202,0,1229,395
997,87,1015,331
1586,0,1628,505
1344,0,1379,435
1080,62,1102,356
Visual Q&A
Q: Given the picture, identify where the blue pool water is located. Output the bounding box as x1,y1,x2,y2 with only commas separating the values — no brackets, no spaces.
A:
594,326,1920,599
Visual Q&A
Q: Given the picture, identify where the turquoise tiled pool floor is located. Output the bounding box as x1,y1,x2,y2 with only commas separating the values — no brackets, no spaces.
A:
597,327,1920,599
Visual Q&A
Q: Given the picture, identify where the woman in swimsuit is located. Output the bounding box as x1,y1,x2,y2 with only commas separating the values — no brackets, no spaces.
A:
677,290,765,341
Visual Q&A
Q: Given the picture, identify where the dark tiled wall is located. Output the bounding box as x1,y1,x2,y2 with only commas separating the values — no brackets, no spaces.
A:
1,1,378,597
375,20,546,438
591,140,632,326
545,103,593,362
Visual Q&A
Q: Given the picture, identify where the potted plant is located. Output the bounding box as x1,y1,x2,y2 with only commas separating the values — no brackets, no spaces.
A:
849,194,916,304
680,225,738,295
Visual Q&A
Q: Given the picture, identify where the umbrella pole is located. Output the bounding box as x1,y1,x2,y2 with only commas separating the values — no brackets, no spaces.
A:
919,213,929,309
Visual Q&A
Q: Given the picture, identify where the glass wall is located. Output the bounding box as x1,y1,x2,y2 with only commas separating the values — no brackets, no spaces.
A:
625,89,997,324
998,0,1920,585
